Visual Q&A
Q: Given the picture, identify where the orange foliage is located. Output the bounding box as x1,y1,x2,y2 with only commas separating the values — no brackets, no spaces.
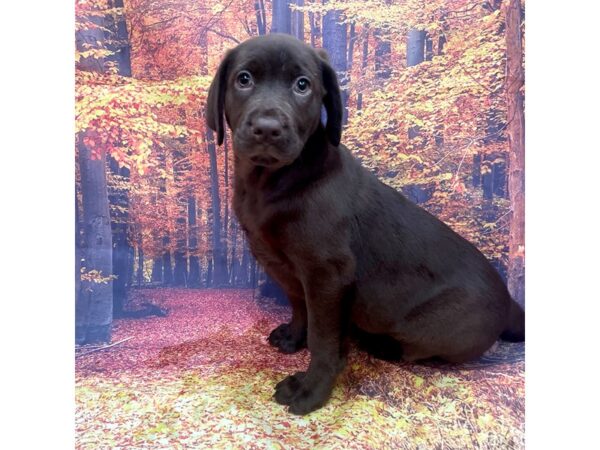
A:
76,0,520,276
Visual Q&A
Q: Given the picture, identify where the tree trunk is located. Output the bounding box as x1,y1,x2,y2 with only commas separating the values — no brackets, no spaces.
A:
240,235,250,286
127,241,135,287
403,28,428,204
173,239,188,285
438,34,446,55
156,146,174,287
438,12,448,56
291,0,304,41
255,0,267,35
433,14,448,147
108,159,130,317
162,236,173,285
347,22,356,71
346,21,356,111
76,10,105,73
136,247,144,287
374,28,391,79
356,25,369,111
104,2,133,313
250,254,257,290
322,3,348,123
482,154,494,200
482,107,507,200
151,258,163,283
472,153,482,187
207,129,228,286
425,33,433,61
223,137,231,283
76,143,114,344
75,2,133,342
229,219,238,285
271,0,292,34
206,257,213,288
407,29,426,67
407,28,426,141
172,144,189,287
504,0,525,307
493,156,507,197
309,11,319,47
188,196,201,287
105,0,132,76
75,193,84,342
173,214,188,286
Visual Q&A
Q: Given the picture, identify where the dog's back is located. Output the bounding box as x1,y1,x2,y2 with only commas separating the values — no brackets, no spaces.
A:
333,143,524,360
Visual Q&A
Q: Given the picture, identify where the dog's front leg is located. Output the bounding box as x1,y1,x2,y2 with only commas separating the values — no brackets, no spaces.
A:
268,293,307,353
274,256,355,415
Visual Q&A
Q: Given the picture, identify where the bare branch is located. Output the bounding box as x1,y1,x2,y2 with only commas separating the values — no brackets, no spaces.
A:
76,336,134,357
208,28,241,44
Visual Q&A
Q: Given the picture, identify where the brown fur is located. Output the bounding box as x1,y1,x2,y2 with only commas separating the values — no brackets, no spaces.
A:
206,34,524,415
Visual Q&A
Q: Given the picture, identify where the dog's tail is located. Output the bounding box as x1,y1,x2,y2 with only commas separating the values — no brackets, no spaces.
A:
500,299,525,342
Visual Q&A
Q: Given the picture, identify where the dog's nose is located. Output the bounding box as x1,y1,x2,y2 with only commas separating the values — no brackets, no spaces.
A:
252,117,283,142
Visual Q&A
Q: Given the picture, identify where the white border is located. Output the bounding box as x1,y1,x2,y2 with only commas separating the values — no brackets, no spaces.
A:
1,1,74,448
2,1,599,448
527,0,600,448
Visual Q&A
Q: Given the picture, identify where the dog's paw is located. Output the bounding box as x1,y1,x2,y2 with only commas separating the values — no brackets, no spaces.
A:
274,371,306,405
274,372,331,415
287,387,328,416
268,323,306,353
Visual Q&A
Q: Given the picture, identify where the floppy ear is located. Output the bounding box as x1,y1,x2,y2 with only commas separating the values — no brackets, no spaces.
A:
206,51,232,146
317,49,343,146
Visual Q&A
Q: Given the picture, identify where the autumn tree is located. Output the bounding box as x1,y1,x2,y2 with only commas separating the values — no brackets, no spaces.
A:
75,0,524,310
504,0,525,306
76,0,116,344
75,0,212,311
188,195,202,287
104,0,135,315
322,0,349,123
206,130,229,286
77,141,115,344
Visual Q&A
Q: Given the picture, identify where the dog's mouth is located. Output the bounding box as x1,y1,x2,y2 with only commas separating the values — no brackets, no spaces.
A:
249,155,279,166
233,133,302,168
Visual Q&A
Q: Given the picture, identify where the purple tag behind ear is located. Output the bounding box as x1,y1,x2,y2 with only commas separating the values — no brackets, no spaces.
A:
321,105,328,127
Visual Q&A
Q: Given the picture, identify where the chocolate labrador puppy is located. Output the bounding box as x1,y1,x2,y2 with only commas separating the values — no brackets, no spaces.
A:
206,34,525,415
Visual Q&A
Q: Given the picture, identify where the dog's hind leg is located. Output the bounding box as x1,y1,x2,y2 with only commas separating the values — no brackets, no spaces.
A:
391,287,504,363
351,326,404,361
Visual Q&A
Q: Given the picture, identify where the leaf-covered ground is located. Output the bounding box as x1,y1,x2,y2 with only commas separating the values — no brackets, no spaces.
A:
75,288,524,449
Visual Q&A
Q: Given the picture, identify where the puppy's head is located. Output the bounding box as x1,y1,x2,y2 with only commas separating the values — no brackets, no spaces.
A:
206,34,342,168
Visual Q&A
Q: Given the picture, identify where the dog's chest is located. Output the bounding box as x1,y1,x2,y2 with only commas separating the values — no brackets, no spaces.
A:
233,184,295,267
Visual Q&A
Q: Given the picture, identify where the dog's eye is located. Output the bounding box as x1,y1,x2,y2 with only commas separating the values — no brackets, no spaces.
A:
236,71,253,88
294,77,311,94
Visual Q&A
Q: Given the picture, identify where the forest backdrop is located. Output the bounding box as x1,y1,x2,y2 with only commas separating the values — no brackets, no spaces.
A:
75,0,525,344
